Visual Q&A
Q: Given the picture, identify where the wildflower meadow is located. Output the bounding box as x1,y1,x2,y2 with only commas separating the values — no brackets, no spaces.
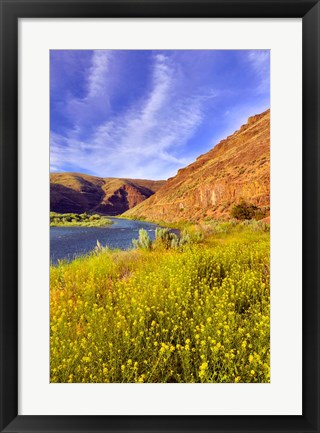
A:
50,221,270,383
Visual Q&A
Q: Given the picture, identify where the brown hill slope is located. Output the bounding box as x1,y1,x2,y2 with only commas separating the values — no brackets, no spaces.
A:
124,109,270,222
50,172,165,215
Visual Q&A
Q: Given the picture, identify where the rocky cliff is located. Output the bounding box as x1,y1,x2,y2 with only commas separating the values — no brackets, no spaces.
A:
124,109,270,222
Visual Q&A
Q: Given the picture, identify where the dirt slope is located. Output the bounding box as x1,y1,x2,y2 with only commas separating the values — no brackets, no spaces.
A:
50,172,165,215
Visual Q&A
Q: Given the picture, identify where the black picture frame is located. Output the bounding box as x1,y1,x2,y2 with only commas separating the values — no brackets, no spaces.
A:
0,1,319,432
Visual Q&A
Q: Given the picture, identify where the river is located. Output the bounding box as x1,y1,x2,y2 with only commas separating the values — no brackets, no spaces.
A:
50,217,177,265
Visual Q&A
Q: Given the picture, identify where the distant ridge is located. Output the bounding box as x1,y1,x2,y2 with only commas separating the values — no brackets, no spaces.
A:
50,172,166,215
124,109,270,222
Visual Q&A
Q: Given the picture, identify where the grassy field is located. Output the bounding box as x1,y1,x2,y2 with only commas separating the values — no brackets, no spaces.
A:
50,221,270,383
50,212,112,227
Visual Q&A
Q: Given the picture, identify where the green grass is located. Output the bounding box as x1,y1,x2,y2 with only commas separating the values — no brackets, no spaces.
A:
50,221,270,383
50,212,112,227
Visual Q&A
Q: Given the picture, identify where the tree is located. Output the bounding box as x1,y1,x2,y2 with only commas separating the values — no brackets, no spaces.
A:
231,201,260,220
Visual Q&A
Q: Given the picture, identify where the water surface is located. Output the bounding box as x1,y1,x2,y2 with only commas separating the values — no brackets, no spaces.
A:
50,217,175,265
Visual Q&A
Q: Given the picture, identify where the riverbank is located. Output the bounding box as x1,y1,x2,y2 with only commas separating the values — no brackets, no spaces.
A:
50,221,270,383
50,217,171,264
50,212,112,227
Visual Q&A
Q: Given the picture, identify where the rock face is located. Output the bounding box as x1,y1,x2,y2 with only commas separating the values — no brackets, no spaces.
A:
124,109,270,222
50,173,166,215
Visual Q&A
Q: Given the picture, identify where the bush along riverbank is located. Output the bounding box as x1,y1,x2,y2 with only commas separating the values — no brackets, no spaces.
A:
50,212,112,227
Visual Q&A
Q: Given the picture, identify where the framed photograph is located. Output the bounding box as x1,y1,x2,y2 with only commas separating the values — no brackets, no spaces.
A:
0,1,319,432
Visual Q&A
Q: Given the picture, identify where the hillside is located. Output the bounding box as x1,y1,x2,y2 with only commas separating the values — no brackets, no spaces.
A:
50,173,165,215
124,109,270,222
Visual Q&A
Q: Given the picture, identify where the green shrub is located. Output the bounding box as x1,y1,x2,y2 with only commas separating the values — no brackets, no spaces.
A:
182,227,204,244
50,212,112,227
231,201,266,220
89,214,101,221
132,229,152,251
179,230,191,246
155,227,180,249
206,221,234,235
254,209,267,221
241,220,270,232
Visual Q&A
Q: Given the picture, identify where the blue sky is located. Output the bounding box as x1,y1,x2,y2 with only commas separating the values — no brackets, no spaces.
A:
50,50,270,180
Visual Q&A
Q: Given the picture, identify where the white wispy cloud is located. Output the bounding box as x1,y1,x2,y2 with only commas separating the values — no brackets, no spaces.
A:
50,52,214,180
64,50,112,128
87,50,110,98
247,50,270,94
